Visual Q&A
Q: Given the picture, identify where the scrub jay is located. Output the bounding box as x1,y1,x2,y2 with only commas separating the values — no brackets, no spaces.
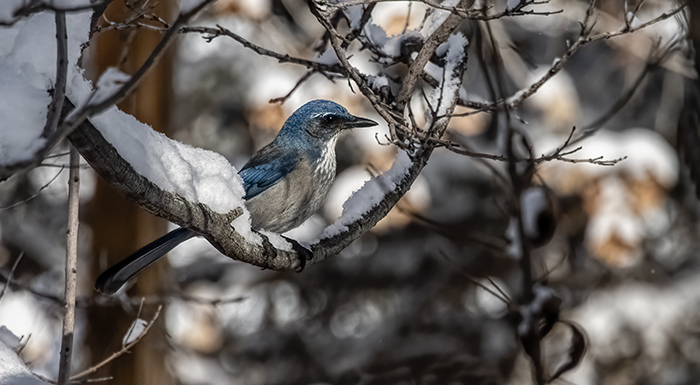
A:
95,100,377,294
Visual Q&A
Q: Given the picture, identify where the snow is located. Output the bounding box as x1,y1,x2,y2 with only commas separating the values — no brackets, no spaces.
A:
71,66,130,113
123,318,148,346
231,211,262,245
91,106,247,214
0,339,49,385
0,326,21,350
367,75,389,89
427,32,468,120
343,4,364,31
320,149,413,238
0,0,25,25
364,22,423,59
259,230,293,251
0,10,91,166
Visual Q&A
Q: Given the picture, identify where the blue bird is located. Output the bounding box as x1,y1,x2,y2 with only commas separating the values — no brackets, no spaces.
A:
95,100,377,294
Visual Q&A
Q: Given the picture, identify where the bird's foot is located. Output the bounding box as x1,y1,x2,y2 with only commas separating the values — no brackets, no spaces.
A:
282,236,313,272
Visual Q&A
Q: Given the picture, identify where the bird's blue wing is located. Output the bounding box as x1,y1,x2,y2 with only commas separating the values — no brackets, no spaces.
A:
239,150,301,200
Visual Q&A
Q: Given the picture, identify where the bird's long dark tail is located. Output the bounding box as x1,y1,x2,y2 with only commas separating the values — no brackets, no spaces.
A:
95,227,197,295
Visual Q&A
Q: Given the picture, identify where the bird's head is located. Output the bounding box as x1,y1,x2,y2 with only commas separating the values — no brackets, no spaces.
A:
278,100,378,144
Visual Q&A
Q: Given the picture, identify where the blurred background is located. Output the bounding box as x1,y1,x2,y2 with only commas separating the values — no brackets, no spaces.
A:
1,0,699,384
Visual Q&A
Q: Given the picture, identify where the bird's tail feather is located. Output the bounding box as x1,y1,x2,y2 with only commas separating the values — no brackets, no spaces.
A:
95,227,197,295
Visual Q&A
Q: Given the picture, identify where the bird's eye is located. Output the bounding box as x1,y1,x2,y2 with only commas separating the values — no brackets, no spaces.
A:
321,114,339,124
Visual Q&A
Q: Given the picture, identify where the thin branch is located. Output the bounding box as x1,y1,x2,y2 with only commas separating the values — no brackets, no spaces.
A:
439,250,510,305
0,166,66,210
0,252,24,307
270,71,314,104
180,25,346,78
57,145,80,385
395,13,462,110
69,305,163,381
44,10,69,139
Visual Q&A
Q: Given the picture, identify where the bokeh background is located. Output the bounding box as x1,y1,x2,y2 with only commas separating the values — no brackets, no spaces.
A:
1,0,699,384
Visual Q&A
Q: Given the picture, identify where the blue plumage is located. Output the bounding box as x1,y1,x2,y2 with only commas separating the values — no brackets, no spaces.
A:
95,100,377,294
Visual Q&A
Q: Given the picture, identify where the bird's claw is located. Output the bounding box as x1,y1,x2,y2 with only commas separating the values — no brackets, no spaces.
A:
283,236,313,272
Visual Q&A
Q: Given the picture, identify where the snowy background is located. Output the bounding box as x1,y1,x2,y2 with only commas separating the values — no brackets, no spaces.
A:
1,0,698,384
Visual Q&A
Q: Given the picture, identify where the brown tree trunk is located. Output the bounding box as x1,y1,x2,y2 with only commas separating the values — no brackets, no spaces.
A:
84,1,176,384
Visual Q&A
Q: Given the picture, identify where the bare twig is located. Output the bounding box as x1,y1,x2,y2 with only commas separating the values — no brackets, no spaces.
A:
44,10,69,138
180,25,346,78
0,166,66,210
57,146,80,385
439,250,511,304
69,305,163,381
270,72,314,104
395,13,462,111
0,252,24,306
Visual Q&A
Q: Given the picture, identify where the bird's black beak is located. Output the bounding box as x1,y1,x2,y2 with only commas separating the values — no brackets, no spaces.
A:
346,115,378,128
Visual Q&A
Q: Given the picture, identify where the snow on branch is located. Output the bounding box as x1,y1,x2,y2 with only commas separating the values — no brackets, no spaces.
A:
0,0,215,181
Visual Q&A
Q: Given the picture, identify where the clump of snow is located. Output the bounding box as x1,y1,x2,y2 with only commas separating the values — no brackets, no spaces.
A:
0,326,21,350
364,23,423,59
123,318,148,346
0,62,49,165
366,75,389,89
319,149,413,238
427,32,468,122
0,10,91,166
69,66,130,118
259,229,293,251
91,106,247,214
0,339,49,385
231,211,262,245
343,4,365,31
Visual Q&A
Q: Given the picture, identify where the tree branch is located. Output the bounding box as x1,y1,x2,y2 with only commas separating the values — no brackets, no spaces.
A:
67,0,470,273
56,145,79,385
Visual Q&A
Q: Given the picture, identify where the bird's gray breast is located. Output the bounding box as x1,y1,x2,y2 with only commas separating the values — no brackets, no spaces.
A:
244,144,337,233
